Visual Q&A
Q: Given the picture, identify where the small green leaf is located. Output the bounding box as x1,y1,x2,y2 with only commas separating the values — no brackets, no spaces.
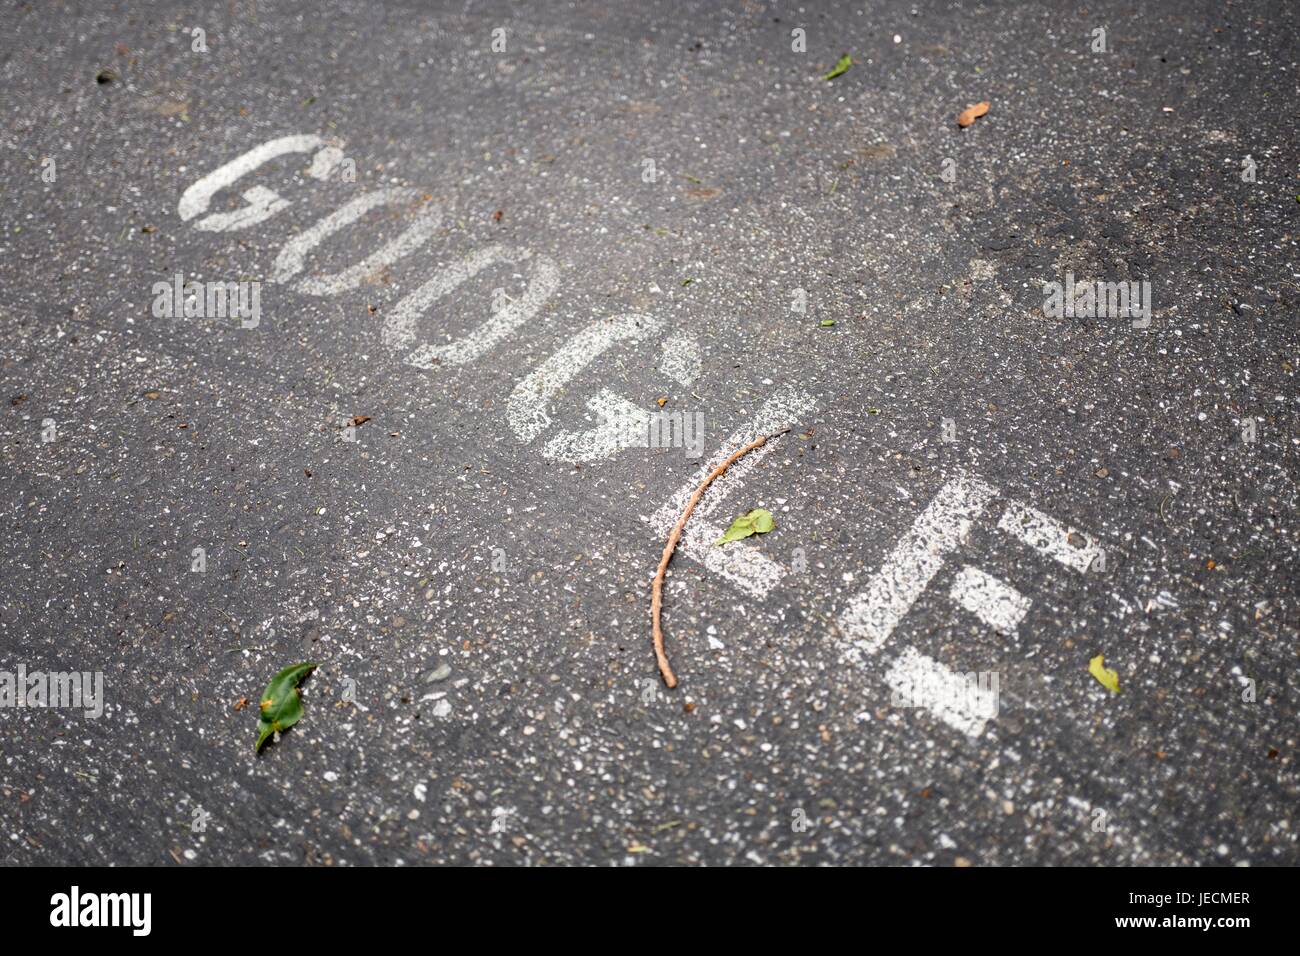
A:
1089,654,1120,694
820,319,836,327
681,278,694,286
716,508,775,545
716,515,754,545
255,662,317,752
823,54,852,80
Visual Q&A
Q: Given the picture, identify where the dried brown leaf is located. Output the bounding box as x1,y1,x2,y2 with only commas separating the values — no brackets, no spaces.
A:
957,101,990,128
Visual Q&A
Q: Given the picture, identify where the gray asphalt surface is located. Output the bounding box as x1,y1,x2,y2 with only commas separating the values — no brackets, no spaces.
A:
1,0,1297,866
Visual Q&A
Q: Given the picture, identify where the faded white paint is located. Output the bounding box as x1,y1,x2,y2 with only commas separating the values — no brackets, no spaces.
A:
887,648,998,738
660,331,702,386
383,245,560,368
662,516,792,599
837,474,997,660
836,476,1106,738
645,385,817,599
191,185,291,233
949,564,1030,634
179,133,327,231
540,388,649,462
649,385,816,528
536,333,706,462
997,500,1102,574
506,313,664,444
272,188,442,296
307,146,346,180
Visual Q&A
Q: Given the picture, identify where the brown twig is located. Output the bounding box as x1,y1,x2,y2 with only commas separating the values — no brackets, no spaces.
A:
651,426,791,688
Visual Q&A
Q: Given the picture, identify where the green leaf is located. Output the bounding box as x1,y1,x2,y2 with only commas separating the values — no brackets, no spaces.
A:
820,319,836,327
716,515,754,545
822,54,852,80
255,662,318,752
716,508,775,546
1088,654,1120,694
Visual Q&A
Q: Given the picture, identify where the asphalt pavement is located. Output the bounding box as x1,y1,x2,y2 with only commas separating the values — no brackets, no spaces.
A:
1,0,1297,865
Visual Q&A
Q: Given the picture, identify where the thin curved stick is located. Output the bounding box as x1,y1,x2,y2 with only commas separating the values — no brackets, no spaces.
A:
651,427,790,687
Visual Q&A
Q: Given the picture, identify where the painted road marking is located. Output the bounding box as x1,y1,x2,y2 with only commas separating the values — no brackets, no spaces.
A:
659,331,702,386
949,564,1031,634
180,136,705,465
178,133,331,231
306,145,347,181
174,132,1124,744
646,385,817,599
539,333,703,462
887,648,999,738
506,313,664,445
998,499,1103,574
541,387,650,461
189,185,291,234
383,245,560,369
271,188,443,296
838,474,997,661
836,473,1103,738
